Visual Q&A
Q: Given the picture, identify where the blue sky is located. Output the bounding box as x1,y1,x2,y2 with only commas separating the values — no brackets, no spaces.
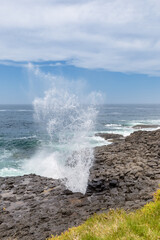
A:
0,62,160,104
0,0,160,104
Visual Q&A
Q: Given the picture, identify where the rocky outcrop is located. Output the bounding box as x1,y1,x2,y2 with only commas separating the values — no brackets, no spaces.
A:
95,133,124,143
0,130,160,240
133,124,160,129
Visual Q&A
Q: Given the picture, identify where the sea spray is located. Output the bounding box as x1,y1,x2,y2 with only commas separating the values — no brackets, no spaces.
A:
24,67,99,193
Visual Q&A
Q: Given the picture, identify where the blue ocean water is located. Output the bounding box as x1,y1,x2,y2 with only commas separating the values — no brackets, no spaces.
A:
0,104,160,177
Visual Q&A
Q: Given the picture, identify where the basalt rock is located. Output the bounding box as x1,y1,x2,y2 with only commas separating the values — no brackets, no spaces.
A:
95,133,123,140
133,124,160,129
0,129,160,240
109,179,119,188
95,133,124,143
87,178,106,193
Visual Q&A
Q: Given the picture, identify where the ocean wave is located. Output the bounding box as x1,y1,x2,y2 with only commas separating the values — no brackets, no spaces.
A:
0,149,13,160
0,109,33,112
0,167,25,177
0,137,39,150
88,135,111,147
104,119,160,137
13,135,37,140
16,110,33,112
105,123,122,127
106,129,133,137
110,112,121,115
127,120,160,127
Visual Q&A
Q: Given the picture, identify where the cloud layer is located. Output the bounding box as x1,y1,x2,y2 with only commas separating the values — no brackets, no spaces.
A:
0,0,160,74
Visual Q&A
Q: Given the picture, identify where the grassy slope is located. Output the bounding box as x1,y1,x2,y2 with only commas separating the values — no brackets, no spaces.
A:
48,189,160,240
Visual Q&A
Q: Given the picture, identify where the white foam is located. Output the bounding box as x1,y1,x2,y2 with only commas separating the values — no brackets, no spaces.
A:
105,119,160,137
0,149,13,161
23,151,64,179
105,123,122,127
107,129,133,137
14,135,37,140
0,167,24,177
88,135,111,147
128,119,160,127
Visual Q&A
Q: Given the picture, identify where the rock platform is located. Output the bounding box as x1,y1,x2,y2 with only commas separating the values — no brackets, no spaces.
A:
132,124,160,129
0,129,160,240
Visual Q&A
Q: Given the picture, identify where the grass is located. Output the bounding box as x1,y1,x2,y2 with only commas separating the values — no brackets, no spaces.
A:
48,189,160,240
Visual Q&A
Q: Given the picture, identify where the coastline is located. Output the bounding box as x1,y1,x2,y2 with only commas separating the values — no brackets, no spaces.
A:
0,129,160,240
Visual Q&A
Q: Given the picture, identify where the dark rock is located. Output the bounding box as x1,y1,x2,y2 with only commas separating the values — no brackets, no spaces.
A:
60,208,72,216
95,133,124,143
133,124,160,129
0,129,160,240
109,179,118,188
63,189,73,195
87,178,106,192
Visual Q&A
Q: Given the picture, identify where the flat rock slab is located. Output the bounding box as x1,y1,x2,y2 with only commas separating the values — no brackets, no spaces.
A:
95,133,124,143
0,130,160,240
133,124,160,129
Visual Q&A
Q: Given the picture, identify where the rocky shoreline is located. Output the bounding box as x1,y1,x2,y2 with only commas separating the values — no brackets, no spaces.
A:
0,129,160,240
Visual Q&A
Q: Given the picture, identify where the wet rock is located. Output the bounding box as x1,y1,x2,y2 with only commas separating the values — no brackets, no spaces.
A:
63,189,73,195
0,129,160,239
95,133,124,143
87,178,106,192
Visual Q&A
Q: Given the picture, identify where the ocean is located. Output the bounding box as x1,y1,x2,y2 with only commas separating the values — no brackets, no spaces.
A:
0,104,160,192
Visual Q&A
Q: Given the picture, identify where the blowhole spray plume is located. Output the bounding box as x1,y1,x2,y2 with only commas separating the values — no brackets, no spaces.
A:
24,65,102,194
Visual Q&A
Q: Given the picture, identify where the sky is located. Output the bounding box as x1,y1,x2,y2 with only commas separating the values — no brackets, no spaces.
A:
0,0,160,104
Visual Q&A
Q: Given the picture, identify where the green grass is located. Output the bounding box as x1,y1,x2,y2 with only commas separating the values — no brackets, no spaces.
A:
48,189,160,240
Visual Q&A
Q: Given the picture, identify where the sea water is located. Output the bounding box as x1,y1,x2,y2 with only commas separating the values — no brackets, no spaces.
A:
0,104,160,193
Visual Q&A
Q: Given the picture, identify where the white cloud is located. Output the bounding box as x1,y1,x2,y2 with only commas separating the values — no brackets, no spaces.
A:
0,0,160,75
